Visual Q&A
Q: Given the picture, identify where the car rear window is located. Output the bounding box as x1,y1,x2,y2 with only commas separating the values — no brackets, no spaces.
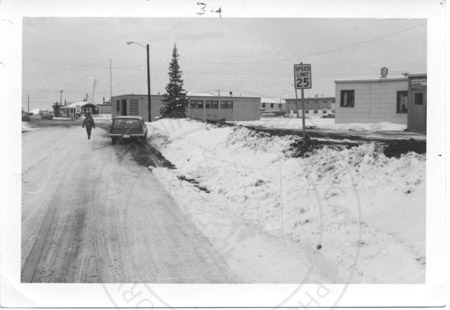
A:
113,119,140,126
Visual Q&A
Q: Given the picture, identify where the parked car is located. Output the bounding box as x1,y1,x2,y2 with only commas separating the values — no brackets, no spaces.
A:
109,116,148,144
22,111,31,122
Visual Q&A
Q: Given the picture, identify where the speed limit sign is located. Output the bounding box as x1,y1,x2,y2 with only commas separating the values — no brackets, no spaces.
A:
294,64,312,89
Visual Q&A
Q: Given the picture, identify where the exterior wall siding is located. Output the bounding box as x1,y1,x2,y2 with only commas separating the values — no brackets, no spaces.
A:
335,79,408,124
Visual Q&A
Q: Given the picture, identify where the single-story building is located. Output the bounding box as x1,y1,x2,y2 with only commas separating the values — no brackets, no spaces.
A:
110,94,261,122
285,96,336,118
261,98,285,117
59,102,102,118
334,71,427,133
81,103,100,116
59,102,83,118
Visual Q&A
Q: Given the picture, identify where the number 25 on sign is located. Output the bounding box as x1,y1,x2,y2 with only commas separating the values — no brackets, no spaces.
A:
294,64,312,89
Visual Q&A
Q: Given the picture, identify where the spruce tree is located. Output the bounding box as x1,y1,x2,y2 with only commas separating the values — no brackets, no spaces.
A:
160,44,189,118
52,102,61,117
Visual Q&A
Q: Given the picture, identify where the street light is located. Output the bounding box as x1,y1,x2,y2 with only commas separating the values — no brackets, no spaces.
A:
127,41,152,122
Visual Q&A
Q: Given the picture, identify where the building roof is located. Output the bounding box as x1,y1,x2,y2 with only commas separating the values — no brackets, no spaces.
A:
335,76,408,84
60,102,84,109
112,94,260,100
81,102,99,108
284,96,335,101
261,97,280,103
408,73,427,78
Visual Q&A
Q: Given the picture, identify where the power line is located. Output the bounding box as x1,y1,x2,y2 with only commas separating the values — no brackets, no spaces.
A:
23,59,417,79
184,22,426,65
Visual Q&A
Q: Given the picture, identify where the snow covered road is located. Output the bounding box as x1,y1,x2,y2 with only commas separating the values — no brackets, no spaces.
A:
21,126,236,283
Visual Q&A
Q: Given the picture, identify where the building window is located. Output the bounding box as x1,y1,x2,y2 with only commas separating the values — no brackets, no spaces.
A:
305,110,309,114
262,103,266,108
129,99,139,115
207,100,218,109
270,103,274,109
190,100,203,109
121,100,127,116
340,90,355,107
220,101,233,109
116,100,120,112
414,93,424,105
331,109,335,113
396,91,408,113
279,104,282,109
323,110,327,114
313,109,318,114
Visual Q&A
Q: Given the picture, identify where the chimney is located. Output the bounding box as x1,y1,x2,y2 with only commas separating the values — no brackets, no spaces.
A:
381,67,388,78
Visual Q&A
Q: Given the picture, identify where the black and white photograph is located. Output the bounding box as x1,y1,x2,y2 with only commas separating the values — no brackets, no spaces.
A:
0,0,447,308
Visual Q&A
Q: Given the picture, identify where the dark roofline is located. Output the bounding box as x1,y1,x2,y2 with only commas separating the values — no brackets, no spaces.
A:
112,94,260,100
335,77,408,84
284,96,335,101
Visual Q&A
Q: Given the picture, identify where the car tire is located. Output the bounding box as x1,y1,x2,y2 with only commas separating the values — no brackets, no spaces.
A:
111,137,117,145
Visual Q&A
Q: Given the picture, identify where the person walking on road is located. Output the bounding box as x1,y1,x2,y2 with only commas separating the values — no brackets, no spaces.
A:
82,112,96,139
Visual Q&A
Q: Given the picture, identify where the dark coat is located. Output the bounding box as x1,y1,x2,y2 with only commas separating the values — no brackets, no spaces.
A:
82,116,96,129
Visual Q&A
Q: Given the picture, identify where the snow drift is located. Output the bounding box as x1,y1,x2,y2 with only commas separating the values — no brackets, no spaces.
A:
146,118,425,283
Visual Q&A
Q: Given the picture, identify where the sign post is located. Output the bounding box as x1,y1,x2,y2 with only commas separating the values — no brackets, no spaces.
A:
294,63,312,142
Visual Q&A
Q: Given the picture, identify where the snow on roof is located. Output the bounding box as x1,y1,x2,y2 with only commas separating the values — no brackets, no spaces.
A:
261,97,280,103
30,108,42,114
335,76,408,83
60,101,85,109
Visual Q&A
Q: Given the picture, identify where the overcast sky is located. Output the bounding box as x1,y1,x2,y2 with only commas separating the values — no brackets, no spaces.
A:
22,17,426,110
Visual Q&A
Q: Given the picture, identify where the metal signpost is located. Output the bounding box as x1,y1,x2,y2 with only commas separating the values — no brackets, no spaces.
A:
294,63,312,141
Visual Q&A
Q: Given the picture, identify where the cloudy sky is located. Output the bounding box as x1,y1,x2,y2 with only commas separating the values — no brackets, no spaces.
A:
22,17,426,110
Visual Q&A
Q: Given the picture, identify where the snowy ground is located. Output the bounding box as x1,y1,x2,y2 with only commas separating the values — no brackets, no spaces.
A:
235,117,407,131
146,119,426,283
21,122,36,132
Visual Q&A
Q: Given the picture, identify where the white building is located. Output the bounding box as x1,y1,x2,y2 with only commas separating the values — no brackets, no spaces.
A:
260,98,285,117
335,76,409,125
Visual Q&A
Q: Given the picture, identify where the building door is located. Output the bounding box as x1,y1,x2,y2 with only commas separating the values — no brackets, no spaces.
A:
409,90,427,133
121,100,127,116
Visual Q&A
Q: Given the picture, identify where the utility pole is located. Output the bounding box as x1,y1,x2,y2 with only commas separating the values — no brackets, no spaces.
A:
27,94,30,113
147,44,151,122
110,58,112,103
59,90,63,106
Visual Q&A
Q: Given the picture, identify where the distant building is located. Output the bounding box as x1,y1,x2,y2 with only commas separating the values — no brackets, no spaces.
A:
59,102,83,118
261,99,285,117
284,96,335,118
80,103,100,116
111,94,261,122
334,70,426,132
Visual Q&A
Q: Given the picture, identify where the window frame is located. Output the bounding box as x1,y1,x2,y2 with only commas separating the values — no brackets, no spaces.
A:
205,100,219,109
220,101,233,109
340,90,355,107
396,91,409,113
414,92,424,105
